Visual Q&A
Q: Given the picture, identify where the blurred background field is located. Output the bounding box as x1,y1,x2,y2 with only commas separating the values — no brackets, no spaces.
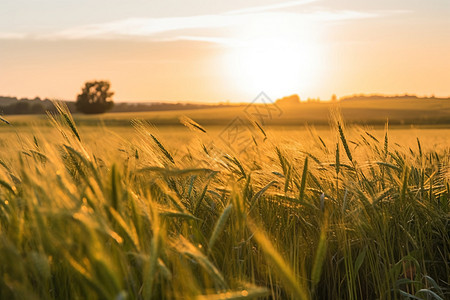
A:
2,96,450,127
1,104,449,156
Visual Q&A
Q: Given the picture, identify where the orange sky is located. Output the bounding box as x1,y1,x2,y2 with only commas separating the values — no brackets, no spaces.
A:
0,0,449,102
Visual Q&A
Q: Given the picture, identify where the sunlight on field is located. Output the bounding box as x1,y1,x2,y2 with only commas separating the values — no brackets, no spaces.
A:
2,123,449,157
0,108,448,299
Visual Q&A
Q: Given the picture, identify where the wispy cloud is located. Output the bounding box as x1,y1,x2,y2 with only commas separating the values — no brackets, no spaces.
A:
163,35,239,45
40,15,239,40
0,2,410,43
308,10,380,21
0,32,27,39
39,11,393,41
226,0,318,14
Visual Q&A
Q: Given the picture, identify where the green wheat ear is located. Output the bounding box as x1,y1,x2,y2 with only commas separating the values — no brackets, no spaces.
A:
311,223,328,291
299,156,308,202
179,115,207,133
53,100,81,142
0,115,11,125
247,220,310,300
150,133,175,164
337,121,352,163
208,203,233,252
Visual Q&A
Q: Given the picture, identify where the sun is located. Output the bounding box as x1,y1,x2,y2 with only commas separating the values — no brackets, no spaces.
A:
224,37,322,100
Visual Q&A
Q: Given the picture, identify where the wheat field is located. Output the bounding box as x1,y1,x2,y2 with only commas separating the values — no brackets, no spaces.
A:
0,104,448,299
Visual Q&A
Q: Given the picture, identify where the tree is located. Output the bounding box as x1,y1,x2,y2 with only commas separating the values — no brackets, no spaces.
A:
76,80,114,114
275,94,301,106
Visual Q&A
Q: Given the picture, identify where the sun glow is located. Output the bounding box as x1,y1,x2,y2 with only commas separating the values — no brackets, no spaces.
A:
225,37,322,100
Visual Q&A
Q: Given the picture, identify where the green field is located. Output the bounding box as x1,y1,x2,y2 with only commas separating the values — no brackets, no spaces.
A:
0,104,448,299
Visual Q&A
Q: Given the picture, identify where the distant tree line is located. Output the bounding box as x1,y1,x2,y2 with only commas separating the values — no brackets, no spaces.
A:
0,97,76,115
0,95,235,115
339,93,447,101
1,93,448,115
275,93,448,104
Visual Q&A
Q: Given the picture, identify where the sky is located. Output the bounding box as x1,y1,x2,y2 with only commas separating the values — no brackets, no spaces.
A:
0,0,449,102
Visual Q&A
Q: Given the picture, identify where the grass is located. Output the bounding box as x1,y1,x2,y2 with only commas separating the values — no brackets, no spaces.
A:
0,104,448,299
